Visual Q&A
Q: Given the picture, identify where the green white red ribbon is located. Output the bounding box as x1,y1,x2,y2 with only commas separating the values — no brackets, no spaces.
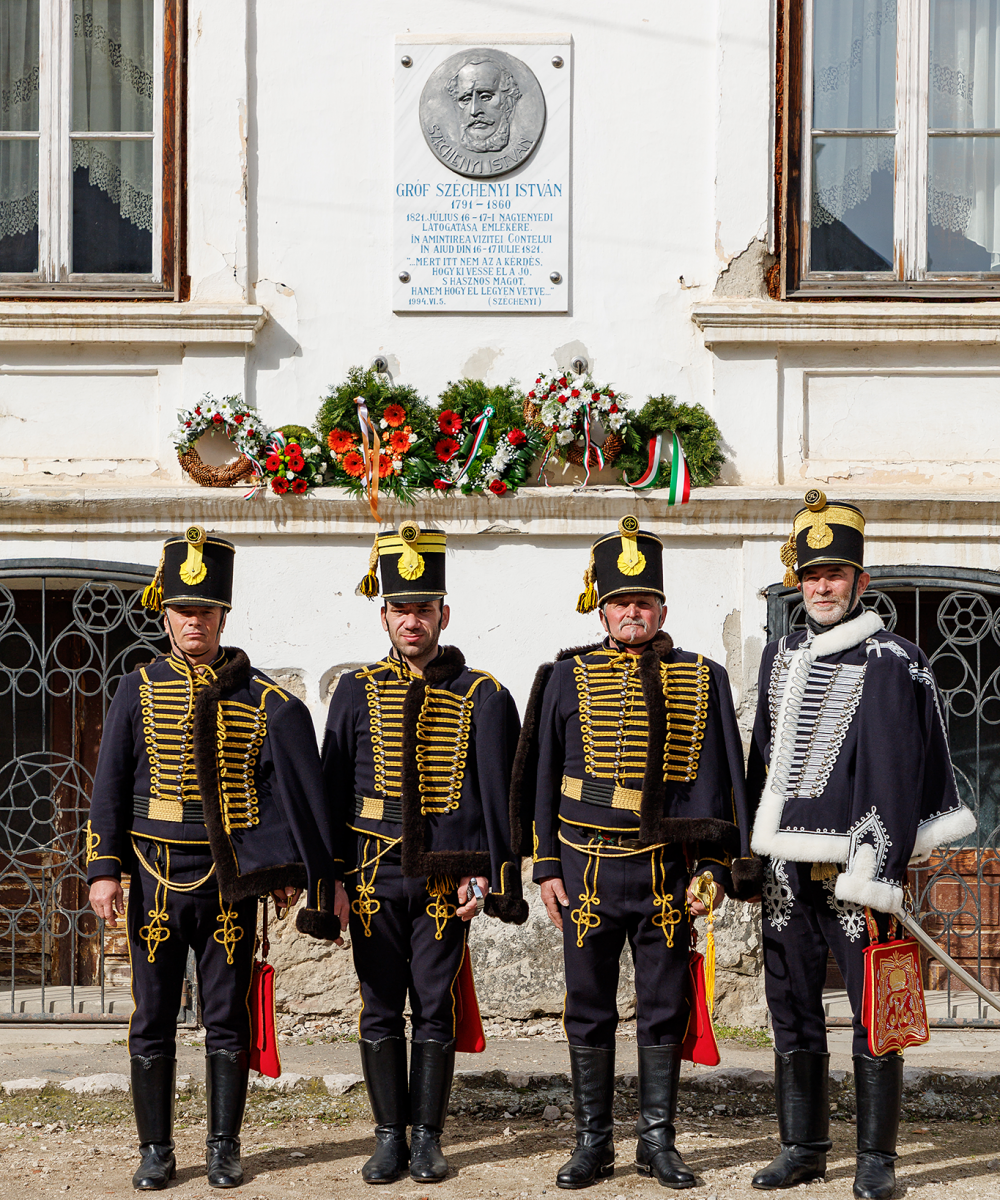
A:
453,406,494,485
581,406,605,485
627,431,690,505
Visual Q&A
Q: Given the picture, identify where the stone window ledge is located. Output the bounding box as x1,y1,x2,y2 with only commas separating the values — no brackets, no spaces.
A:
0,483,996,540
692,301,1000,347
0,303,266,345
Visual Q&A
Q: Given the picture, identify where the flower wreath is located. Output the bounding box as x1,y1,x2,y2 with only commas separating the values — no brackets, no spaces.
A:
172,394,270,488
322,396,433,507
260,429,334,496
430,407,544,496
526,372,631,481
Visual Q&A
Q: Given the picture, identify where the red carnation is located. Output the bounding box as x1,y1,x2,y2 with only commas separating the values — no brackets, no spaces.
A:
185,420,192,427
527,391,536,400
609,403,620,414
436,437,460,462
433,479,452,491
507,429,527,447
234,414,245,424
271,476,290,494
265,454,282,472
559,376,568,386
571,389,580,398
247,428,254,435
438,410,463,436
212,413,223,424
291,478,308,494
558,395,567,405
591,392,600,402
608,391,615,399
194,407,202,416
488,479,507,496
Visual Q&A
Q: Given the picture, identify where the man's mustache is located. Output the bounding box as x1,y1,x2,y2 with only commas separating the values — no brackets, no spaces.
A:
619,617,649,640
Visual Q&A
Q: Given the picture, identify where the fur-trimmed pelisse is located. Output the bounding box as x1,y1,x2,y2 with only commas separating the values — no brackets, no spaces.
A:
513,632,745,860
730,854,765,900
192,648,320,910
398,645,528,924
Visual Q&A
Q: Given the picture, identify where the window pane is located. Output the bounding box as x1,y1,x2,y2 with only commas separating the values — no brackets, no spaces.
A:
0,0,39,131
930,0,1000,131
72,0,154,133
0,137,37,271
813,0,897,131
928,136,1000,270
811,136,894,270
72,138,152,272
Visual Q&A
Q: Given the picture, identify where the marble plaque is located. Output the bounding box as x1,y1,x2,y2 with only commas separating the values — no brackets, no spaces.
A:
394,36,570,313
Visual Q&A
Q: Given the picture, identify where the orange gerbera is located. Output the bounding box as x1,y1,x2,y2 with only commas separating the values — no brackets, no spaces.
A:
377,452,395,478
342,450,365,478
327,428,355,454
388,430,410,455
383,404,407,428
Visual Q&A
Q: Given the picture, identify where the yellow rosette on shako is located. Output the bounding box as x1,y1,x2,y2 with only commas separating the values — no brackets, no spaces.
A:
141,526,236,612
576,515,665,613
356,523,448,603
779,489,866,589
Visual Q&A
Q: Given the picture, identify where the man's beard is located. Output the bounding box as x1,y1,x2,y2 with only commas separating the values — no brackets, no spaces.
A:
460,114,512,152
617,617,650,643
802,591,851,626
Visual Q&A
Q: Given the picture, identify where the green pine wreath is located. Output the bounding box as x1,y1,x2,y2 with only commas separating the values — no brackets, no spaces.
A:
615,395,726,489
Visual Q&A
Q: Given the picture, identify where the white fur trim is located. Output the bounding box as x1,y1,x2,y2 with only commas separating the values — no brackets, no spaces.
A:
750,611,884,861
810,609,884,658
834,842,904,915
909,804,977,863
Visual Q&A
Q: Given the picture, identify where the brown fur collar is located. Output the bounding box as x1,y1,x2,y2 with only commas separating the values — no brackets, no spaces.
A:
193,647,308,903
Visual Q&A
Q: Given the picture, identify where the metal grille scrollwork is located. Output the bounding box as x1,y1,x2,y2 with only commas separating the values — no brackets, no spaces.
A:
0,563,168,1021
768,567,1000,1025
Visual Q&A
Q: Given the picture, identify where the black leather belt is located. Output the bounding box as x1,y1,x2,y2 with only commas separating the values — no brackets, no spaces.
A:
352,794,403,823
566,824,645,849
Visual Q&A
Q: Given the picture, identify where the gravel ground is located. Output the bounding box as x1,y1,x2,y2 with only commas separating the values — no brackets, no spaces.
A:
0,1107,997,1198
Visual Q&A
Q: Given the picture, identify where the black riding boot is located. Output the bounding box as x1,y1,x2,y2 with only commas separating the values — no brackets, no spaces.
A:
359,1037,410,1183
635,1045,696,1188
409,1038,455,1182
752,1050,831,1189
853,1054,903,1200
131,1055,177,1191
205,1049,249,1188
556,1045,616,1189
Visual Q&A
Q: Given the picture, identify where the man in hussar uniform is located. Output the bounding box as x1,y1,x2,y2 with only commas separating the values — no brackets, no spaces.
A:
87,528,338,1191
322,523,526,1184
747,493,975,1200
516,517,759,1191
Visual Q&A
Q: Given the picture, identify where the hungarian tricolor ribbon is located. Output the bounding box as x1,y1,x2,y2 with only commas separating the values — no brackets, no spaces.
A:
581,405,605,486
667,430,691,505
452,406,494,485
626,431,690,505
241,432,272,500
354,396,382,521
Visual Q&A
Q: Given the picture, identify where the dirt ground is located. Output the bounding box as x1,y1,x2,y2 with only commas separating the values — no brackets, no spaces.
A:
1,1113,998,1199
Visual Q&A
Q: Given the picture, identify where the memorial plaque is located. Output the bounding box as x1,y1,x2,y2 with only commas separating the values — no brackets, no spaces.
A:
394,36,570,313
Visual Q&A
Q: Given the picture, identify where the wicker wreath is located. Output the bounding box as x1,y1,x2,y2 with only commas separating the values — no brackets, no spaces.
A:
523,399,624,467
177,447,256,487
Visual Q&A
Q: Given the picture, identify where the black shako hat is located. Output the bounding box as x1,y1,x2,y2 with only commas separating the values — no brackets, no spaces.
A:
357,522,447,604
577,515,665,613
780,489,865,588
142,526,235,612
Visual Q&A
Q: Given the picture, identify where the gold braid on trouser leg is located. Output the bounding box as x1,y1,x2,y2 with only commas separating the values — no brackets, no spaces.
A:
651,845,683,948
570,839,602,949
138,846,171,964
425,875,457,941
351,836,392,938
214,897,244,966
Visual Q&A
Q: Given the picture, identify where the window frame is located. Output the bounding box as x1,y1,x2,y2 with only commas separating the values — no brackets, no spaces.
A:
777,0,1000,298
0,0,186,299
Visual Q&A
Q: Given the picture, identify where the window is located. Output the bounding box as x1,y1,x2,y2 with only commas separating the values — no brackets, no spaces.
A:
0,0,184,297
779,0,1000,295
